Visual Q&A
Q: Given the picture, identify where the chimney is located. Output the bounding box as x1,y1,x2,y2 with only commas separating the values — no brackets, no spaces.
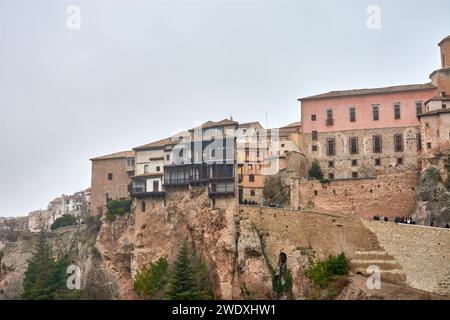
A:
230,115,233,121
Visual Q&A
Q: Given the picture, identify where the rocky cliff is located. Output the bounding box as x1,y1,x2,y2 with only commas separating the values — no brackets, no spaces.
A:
413,163,450,227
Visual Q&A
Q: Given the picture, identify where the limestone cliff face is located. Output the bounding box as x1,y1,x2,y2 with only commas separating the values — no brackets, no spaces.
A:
413,166,450,227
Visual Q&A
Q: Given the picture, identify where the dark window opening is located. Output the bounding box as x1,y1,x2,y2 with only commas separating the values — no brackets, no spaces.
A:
375,158,381,166
312,130,318,141
349,107,356,122
394,103,401,119
427,142,432,149
349,137,358,154
141,201,146,212
351,159,357,167
373,105,379,121
249,174,255,182
416,101,423,116
394,134,403,152
397,157,403,165
250,190,256,196
312,145,318,152
417,133,422,151
108,173,113,181
373,135,382,153
352,172,358,178
328,173,334,179
328,160,334,168
311,114,317,121
327,138,336,156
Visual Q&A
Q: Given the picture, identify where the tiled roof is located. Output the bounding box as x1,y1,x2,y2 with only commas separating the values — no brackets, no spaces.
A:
133,137,175,151
424,95,450,104
418,108,450,117
438,35,450,46
299,83,437,101
281,121,301,129
90,150,134,161
193,118,238,130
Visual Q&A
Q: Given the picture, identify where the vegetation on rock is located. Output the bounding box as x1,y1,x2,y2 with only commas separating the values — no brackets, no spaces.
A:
50,214,78,230
105,199,132,221
308,159,324,180
134,242,214,300
22,232,80,300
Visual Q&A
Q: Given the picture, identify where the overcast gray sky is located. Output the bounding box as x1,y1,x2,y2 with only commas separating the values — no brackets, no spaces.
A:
1,0,449,216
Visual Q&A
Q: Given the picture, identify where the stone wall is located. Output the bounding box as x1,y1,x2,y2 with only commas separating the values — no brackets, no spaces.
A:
291,171,418,219
241,206,450,297
302,126,421,179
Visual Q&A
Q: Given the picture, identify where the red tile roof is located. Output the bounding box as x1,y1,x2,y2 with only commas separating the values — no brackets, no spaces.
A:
90,150,134,161
299,83,437,101
418,108,450,117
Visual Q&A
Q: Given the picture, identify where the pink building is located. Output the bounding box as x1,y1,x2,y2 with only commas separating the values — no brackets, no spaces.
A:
299,84,438,179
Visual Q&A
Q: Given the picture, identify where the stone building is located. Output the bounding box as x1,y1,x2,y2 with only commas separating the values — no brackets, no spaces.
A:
90,151,135,216
299,84,438,179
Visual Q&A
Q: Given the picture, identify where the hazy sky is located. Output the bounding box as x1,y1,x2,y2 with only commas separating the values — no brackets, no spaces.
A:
1,0,449,216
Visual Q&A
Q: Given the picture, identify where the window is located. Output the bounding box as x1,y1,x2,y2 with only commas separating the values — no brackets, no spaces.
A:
373,135,382,153
312,145,318,152
328,160,334,168
312,130,318,141
416,101,423,116
256,150,260,158
281,144,285,148
351,159,357,167
250,190,256,196
352,172,358,178
427,142,432,149
375,158,381,166
397,157,403,165
372,105,379,121
326,109,334,125
349,137,358,154
249,174,255,182
211,149,216,157
107,173,113,181
349,107,356,122
394,134,403,152
166,154,170,161
126,158,135,167
417,133,422,151
311,114,317,121
248,164,253,170
156,166,161,172
141,201,146,212
328,173,334,179
443,104,447,109
394,103,401,119
326,138,336,156
144,165,149,173
153,180,159,191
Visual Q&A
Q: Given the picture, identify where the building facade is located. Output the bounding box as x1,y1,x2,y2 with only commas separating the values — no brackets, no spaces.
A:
300,84,438,179
90,151,135,216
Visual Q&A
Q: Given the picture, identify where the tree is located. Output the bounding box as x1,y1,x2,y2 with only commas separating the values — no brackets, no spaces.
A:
22,232,74,300
308,159,324,180
166,243,214,300
263,176,289,206
50,214,77,231
134,256,169,299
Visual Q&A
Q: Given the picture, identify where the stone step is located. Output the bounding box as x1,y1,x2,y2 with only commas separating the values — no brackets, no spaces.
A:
350,260,401,271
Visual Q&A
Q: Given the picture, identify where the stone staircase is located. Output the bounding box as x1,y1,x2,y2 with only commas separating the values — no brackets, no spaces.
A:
350,250,406,284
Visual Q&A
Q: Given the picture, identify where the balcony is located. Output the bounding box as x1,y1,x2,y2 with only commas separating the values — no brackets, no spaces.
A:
130,187,166,198
208,183,235,197
326,118,334,126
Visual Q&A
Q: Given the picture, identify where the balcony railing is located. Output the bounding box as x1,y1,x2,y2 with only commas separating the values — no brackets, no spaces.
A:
208,184,235,196
130,187,166,198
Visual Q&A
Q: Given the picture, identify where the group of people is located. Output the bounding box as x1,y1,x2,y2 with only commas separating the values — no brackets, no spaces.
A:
393,217,416,225
372,215,417,225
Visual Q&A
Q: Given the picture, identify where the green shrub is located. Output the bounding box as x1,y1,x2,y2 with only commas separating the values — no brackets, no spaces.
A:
50,214,77,231
134,256,169,299
106,199,132,221
308,160,324,180
305,252,349,289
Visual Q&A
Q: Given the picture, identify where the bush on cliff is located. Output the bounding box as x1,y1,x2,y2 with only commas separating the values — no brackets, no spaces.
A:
308,159,324,180
305,252,349,289
134,243,214,300
134,256,169,299
263,176,289,207
50,214,77,231
105,199,132,221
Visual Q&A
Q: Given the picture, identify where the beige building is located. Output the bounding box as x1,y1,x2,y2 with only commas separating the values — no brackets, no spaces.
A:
90,151,135,216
